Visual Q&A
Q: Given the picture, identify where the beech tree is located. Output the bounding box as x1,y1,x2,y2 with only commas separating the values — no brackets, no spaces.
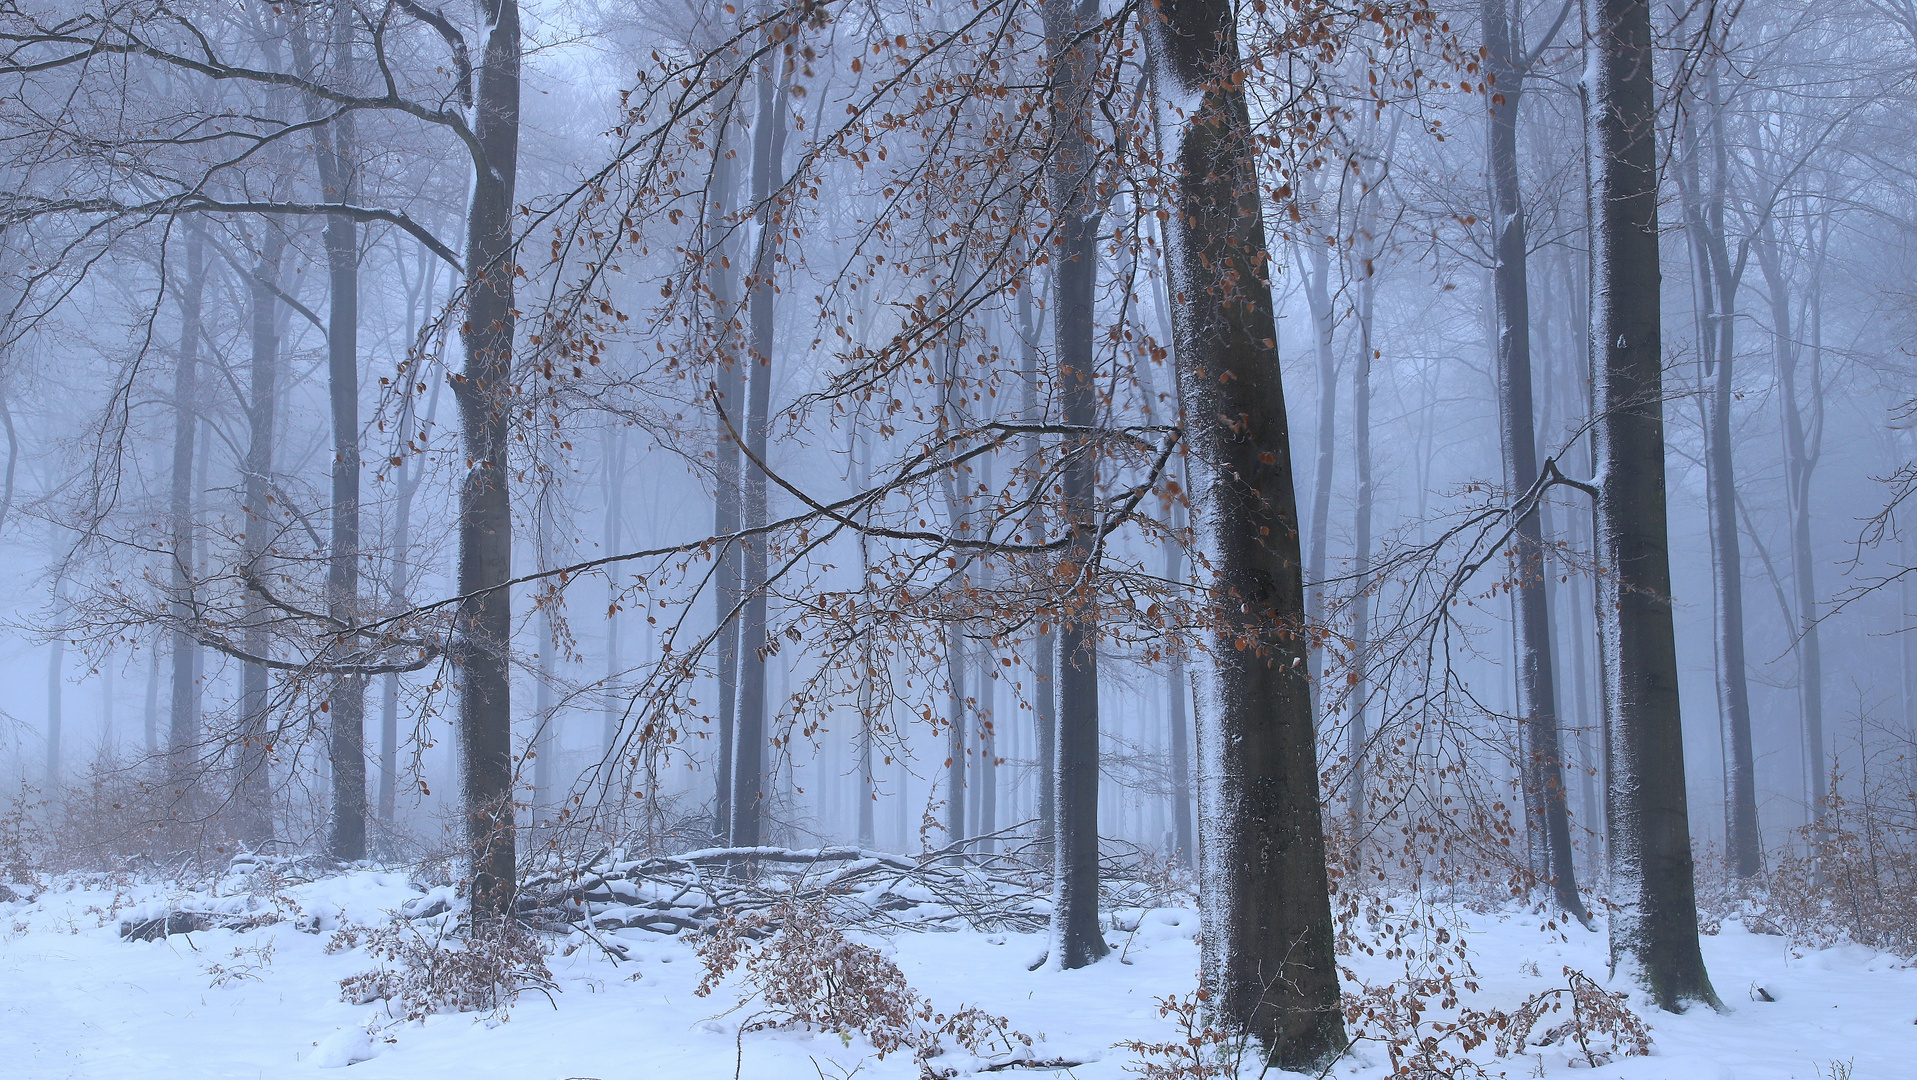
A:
1584,0,1719,1010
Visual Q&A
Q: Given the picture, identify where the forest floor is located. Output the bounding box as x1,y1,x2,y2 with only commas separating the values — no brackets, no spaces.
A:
0,868,1910,1079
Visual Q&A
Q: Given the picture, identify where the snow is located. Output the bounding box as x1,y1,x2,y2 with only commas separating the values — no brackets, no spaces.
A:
1,871,1912,1078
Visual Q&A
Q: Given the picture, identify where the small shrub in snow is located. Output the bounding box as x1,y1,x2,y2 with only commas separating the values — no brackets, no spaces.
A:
1117,988,1253,1080
1762,783,1917,961
1494,968,1650,1068
340,915,554,1021
694,898,1030,1076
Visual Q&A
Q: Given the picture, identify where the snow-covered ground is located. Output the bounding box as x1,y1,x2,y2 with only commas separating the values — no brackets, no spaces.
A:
1,870,1910,1079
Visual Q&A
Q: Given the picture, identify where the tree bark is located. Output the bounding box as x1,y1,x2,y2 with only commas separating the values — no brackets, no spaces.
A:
237,227,288,849
1018,276,1057,850
1302,239,1337,690
1758,225,1826,835
453,0,521,919
1149,0,1346,1064
1677,72,1759,876
168,224,205,805
1043,0,1107,971
305,2,367,863
709,94,743,842
1584,0,1718,1010
1484,0,1587,922
1137,259,1196,867
730,56,785,851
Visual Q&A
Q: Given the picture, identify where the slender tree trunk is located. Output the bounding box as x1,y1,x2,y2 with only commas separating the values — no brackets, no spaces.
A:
1584,0,1718,1010
237,228,288,850
1149,1,1346,1063
1678,77,1759,876
855,416,877,849
1485,0,1586,922
710,95,743,842
730,56,785,851
143,645,159,757
601,426,627,780
1044,0,1106,970
1302,239,1337,689
532,505,556,824
453,0,521,919
941,363,968,851
1137,265,1196,867
977,462,998,855
46,603,63,790
1018,276,1057,850
1346,234,1375,834
1759,228,1826,833
168,225,205,804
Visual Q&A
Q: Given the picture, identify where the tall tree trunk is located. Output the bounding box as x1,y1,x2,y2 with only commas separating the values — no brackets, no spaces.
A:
382,305,438,842
1302,240,1337,686
1759,226,1826,834
1137,263,1195,867
1044,0,1106,970
307,3,367,862
1484,0,1586,922
730,57,785,851
1584,0,1718,1010
532,504,556,823
168,225,205,806
453,0,521,919
1018,276,1057,850
237,228,288,850
940,339,969,851
46,597,63,790
143,645,159,756
976,455,998,855
709,95,743,842
1149,1,1345,1063
1346,229,1375,834
601,426,626,778
854,415,877,849
1678,73,1759,876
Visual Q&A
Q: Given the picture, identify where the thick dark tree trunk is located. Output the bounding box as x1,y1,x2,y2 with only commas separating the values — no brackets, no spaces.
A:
730,57,785,851
1044,0,1106,971
1484,0,1587,922
168,225,205,806
1584,0,1719,1011
454,0,521,920
1149,1,1345,1064
237,228,288,849
307,4,366,863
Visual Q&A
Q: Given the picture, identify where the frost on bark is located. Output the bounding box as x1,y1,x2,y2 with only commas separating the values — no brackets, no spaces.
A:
1584,0,1718,1011
1149,0,1345,1065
